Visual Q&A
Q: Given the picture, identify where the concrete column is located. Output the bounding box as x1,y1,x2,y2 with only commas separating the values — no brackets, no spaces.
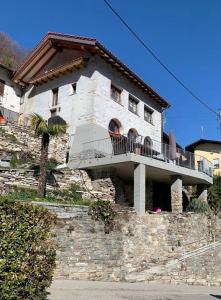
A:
171,175,183,213
197,184,208,202
134,163,146,215
146,180,153,211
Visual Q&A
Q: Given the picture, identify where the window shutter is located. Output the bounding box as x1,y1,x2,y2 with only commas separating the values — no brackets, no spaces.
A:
0,80,5,97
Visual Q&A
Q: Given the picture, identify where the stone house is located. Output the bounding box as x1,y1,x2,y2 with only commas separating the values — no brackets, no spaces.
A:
0,63,21,123
2,32,213,214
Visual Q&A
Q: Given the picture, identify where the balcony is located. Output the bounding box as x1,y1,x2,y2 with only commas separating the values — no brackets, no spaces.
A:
68,134,213,215
72,135,213,179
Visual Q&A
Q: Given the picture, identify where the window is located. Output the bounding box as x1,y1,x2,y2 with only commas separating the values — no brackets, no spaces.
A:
144,106,153,124
111,84,121,103
108,119,121,134
52,88,58,106
50,108,57,117
128,128,138,140
0,80,5,97
213,158,220,169
144,136,152,148
129,96,138,114
72,83,77,94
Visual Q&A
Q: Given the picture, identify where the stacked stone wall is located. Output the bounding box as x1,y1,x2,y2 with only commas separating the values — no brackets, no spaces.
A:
0,124,128,203
0,168,116,202
0,124,69,164
41,204,221,286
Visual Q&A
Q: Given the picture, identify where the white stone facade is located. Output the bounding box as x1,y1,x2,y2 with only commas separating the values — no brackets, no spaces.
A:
20,55,163,155
92,57,162,143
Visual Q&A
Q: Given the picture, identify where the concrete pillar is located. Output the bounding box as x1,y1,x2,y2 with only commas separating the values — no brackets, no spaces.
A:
134,163,146,215
197,184,208,202
171,175,183,213
146,180,153,211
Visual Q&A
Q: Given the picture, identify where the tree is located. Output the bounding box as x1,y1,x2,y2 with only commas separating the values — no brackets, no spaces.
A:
208,175,221,214
30,113,68,198
0,32,28,69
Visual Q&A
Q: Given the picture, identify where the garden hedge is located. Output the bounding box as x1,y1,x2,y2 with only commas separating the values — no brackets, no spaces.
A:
0,199,56,300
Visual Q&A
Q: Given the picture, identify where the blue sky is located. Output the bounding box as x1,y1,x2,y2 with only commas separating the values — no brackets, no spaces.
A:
1,0,221,146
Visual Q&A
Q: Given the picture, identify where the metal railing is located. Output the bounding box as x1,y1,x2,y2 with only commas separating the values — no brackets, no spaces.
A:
80,136,213,177
179,239,221,261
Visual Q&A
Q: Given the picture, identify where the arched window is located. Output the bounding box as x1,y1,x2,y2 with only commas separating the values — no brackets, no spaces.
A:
108,119,121,134
144,136,152,148
127,128,138,138
127,128,138,140
142,136,153,156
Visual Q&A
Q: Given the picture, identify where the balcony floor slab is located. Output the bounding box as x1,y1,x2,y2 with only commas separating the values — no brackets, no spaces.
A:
69,153,213,185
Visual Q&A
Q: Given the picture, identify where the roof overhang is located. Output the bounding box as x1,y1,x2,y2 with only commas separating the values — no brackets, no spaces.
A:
13,32,170,108
186,139,221,152
29,57,88,86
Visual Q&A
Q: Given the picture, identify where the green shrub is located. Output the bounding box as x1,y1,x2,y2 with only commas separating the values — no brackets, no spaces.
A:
0,188,38,202
89,200,116,233
186,198,211,213
51,183,84,201
0,199,56,300
46,158,59,170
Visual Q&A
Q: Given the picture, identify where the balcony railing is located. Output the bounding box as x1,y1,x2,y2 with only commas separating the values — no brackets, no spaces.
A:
79,136,213,177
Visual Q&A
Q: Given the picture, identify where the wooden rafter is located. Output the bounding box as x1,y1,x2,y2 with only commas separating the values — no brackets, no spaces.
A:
30,57,88,85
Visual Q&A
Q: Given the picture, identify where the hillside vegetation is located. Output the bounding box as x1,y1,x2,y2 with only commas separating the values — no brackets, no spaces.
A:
0,32,27,69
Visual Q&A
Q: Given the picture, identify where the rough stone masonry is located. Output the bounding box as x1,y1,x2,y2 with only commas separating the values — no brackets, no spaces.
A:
41,203,221,286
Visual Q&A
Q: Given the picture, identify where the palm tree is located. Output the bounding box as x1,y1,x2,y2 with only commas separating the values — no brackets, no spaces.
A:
30,113,68,198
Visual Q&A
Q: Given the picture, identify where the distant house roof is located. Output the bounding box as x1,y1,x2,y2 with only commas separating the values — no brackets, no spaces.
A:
186,139,221,152
13,32,170,109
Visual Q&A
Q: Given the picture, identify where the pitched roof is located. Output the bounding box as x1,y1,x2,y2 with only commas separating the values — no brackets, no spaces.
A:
13,32,170,108
186,139,221,152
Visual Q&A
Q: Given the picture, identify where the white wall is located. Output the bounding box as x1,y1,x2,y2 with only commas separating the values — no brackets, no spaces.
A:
92,56,163,145
0,66,21,114
21,55,164,153
20,58,97,137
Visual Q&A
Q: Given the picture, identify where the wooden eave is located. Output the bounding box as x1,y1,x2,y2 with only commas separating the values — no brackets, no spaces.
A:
29,57,88,86
13,32,170,108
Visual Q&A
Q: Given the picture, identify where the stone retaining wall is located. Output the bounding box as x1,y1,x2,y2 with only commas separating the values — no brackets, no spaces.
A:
0,124,126,203
0,124,69,163
42,204,221,286
0,168,116,201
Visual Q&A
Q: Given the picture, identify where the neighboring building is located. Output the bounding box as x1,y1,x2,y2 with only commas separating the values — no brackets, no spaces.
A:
0,63,21,123
11,32,213,214
186,139,221,176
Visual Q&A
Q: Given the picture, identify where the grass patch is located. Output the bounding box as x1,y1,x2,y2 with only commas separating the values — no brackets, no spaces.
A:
0,185,91,206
